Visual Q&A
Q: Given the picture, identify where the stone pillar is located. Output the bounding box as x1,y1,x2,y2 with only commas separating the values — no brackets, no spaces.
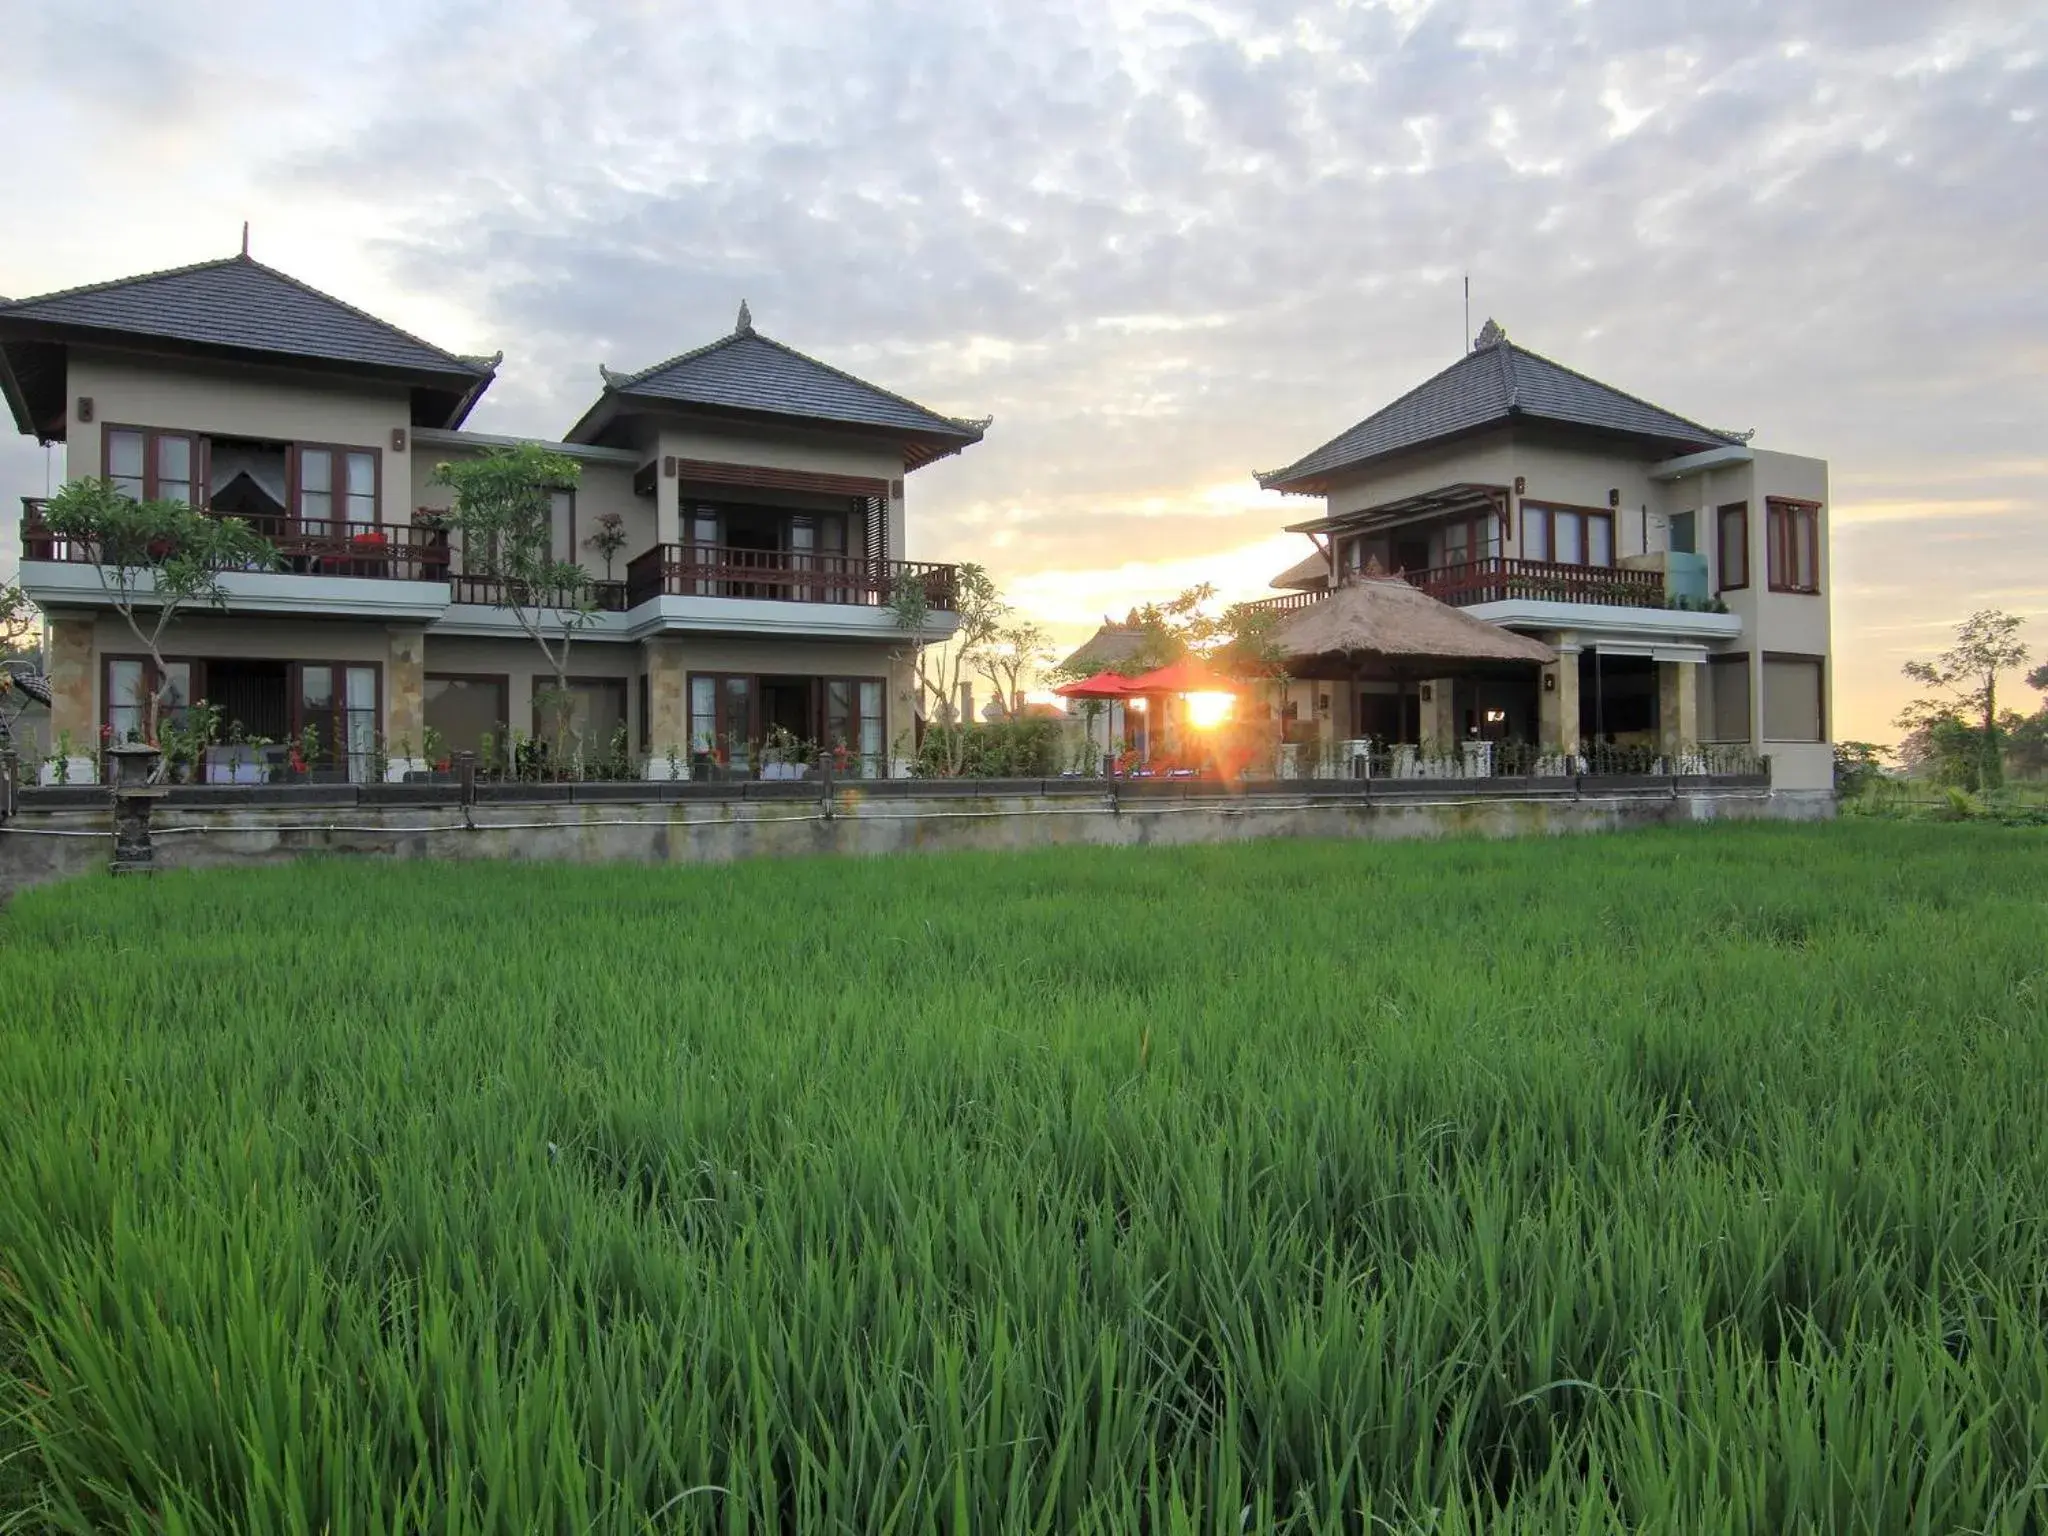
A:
385,626,427,779
642,637,687,778
1658,659,1700,764
1539,640,1581,760
1420,678,1458,753
45,612,98,784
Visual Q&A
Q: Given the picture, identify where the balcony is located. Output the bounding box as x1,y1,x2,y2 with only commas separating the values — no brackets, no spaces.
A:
1243,558,1667,615
1412,557,1663,609
18,499,960,639
20,498,453,583
626,544,957,611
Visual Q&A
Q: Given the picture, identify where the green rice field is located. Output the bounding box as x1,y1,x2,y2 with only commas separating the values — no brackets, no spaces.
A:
3,822,2047,1532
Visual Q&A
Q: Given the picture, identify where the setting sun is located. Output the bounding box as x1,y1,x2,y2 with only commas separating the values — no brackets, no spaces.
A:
1184,691,1235,729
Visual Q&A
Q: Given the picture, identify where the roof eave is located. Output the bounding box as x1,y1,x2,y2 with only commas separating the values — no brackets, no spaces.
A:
0,344,40,441
0,315,491,395
599,390,985,468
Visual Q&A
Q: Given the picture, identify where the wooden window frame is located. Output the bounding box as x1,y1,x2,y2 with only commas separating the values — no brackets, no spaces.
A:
684,671,890,773
1520,501,1615,568
1716,502,1750,592
290,661,384,777
423,672,510,753
101,424,202,504
532,674,628,743
1765,497,1822,595
821,673,889,777
102,654,200,742
291,443,383,531
1760,651,1826,743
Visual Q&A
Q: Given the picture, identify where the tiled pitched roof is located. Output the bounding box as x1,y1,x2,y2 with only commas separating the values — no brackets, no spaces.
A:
1259,326,1735,491
605,326,984,442
0,255,490,379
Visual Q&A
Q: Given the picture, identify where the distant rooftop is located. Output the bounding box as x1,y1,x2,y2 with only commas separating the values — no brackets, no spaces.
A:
1258,320,1738,494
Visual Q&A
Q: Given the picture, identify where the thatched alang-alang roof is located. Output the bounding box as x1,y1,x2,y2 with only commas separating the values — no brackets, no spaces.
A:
1271,550,1332,591
1271,578,1557,673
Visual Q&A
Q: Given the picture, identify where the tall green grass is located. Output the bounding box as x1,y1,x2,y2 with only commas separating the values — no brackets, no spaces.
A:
3,823,2047,1532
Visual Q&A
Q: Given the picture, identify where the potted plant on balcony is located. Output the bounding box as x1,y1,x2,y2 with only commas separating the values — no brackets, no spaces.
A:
582,512,629,582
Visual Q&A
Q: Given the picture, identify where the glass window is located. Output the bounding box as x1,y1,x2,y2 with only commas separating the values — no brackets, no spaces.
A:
1717,503,1749,590
299,449,333,527
107,430,146,499
1706,656,1750,742
1587,514,1613,568
1767,499,1821,593
550,489,575,563
1441,520,1470,566
1669,510,1697,555
859,681,885,773
722,676,752,770
1762,657,1824,742
1553,510,1584,565
537,678,627,761
155,436,193,505
689,676,718,753
344,666,378,783
1522,507,1548,562
108,659,147,742
425,675,507,758
345,452,377,526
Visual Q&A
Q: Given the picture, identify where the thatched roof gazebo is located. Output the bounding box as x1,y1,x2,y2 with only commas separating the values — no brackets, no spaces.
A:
1270,576,1556,677
1055,614,1147,677
1270,550,1331,592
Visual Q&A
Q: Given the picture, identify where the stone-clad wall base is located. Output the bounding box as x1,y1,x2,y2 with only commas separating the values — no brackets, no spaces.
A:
0,786,1829,902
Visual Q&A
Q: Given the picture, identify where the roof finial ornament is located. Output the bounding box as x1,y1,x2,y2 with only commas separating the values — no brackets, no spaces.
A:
1474,317,1505,351
735,299,754,335
240,221,250,259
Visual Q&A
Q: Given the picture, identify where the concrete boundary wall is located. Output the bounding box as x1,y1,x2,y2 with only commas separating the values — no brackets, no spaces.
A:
0,778,1830,901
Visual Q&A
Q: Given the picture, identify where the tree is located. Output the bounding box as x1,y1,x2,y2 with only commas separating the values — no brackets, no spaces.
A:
431,446,590,763
972,619,1054,719
41,479,276,756
1898,609,2030,792
889,561,1003,776
0,580,35,661
0,581,40,753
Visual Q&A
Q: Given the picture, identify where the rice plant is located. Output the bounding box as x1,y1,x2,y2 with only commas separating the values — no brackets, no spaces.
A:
3,822,2047,1532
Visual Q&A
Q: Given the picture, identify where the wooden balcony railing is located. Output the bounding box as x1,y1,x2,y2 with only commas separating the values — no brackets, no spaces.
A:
20,498,454,582
451,573,630,612
626,543,957,610
1411,557,1663,609
1238,559,1666,616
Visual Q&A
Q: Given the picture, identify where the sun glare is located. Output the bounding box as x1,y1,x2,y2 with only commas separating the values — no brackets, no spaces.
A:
1184,691,1235,729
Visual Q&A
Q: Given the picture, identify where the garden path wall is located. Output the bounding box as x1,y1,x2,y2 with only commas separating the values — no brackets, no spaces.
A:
0,777,1831,902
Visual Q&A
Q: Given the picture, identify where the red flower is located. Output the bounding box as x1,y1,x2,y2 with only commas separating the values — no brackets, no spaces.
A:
99,723,113,743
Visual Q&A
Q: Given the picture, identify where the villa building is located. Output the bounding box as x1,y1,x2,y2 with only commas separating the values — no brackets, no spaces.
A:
1247,321,1832,792
2,254,984,781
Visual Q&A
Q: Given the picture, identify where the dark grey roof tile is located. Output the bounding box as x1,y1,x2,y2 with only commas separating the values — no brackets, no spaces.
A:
613,330,982,441
0,255,488,379
1262,329,1733,488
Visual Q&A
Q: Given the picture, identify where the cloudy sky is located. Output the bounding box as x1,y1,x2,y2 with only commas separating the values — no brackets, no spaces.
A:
2,0,2042,740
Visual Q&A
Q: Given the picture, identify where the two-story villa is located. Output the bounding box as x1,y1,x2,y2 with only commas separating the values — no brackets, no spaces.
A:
1,254,984,781
1252,321,1832,793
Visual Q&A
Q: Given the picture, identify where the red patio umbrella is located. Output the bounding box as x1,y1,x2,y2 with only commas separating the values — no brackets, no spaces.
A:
1054,670,1137,699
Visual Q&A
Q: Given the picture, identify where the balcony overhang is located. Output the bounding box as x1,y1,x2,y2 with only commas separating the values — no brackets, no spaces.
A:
17,561,452,622
1468,598,1743,648
622,595,956,643
1649,445,1753,481
1285,482,1509,536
